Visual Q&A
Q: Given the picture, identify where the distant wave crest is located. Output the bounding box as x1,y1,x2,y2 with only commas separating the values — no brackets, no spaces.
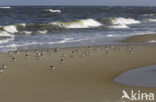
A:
49,19,102,29
44,9,61,13
0,18,140,37
103,17,140,25
144,19,156,22
0,6,11,9
101,17,140,29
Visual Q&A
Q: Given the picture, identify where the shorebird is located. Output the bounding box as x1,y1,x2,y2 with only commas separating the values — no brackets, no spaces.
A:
36,52,41,56
2,64,7,69
25,50,29,55
60,59,64,63
14,50,20,55
41,53,45,58
50,65,55,71
0,69,3,73
41,50,46,54
104,51,109,55
12,57,16,61
104,46,109,50
75,49,79,53
62,53,67,57
54,48,59,52
25,53,29,58
49,51,53,55
88,47,92,50
129,50,134,54
72,50,75,54
114,47,120,51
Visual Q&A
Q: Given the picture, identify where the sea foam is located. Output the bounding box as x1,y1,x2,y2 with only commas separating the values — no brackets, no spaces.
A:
0,6,11,9
44,9,61,13
103,17,141,25
50,19,102,29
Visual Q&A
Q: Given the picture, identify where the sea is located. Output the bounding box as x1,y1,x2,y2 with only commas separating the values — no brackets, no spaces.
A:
0,6,156,52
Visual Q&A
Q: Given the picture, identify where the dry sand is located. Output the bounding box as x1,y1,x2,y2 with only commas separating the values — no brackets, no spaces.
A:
0,44,156,102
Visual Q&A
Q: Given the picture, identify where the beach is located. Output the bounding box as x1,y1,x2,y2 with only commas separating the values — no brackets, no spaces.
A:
0,42,156,102
0,6,156,102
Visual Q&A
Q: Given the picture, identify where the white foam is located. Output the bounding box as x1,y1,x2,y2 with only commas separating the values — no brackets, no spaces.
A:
0,31,14,43
50,19,102,29
0,31,14,37
104,17,141,25
0,6,11,9
3,25,18,33
142,14,155,17
36,30,47,34
44,9,61,13
48,38,74,44
20,31,32,35
17,23,27,27
114,65,156,87
106,24,130,29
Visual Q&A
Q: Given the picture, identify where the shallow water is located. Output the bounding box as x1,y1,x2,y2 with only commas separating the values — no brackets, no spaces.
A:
114,65,156,87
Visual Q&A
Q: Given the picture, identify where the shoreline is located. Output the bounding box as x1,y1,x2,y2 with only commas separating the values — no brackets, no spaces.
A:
0,44,156,102
122,33,156,43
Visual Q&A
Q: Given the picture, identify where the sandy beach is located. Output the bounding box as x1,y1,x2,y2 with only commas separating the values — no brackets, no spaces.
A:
123,34,156,43
0,43,156,102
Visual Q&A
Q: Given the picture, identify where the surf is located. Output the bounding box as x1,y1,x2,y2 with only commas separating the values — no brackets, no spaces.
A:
0,6,11,9
49,19,102,29
44,9,61,13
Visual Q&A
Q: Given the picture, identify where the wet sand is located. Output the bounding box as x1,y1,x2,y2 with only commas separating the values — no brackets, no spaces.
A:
122,34,156,43
0,45,156,102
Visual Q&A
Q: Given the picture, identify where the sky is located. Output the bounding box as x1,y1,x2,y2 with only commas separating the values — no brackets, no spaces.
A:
0,0,156,6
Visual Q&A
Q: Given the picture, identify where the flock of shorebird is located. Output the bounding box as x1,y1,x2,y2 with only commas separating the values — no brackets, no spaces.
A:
0,45,136,73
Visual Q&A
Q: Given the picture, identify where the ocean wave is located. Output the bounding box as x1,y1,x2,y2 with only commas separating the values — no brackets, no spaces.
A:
103,17,140,25
2,25,18,33
0,31,13,37
44,9,61,13
20,31,32,35
49,19,102,29
0,18,138,35
105,24,129,29
144,19,156,22
141,14,156,17
0,31,14,43
0,6,11,9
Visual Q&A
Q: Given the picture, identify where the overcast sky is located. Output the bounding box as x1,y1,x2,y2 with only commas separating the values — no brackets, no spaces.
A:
0,0,156,6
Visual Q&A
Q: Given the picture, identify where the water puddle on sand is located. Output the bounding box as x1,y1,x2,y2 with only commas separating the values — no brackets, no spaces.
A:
114,65,156,87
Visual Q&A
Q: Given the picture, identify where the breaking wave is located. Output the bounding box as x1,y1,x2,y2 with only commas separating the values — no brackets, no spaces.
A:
0,18,141,36
103,17,140,25
101,17,140,29
0,31,14,43
145,19,156,22
141,14,156,17
49,19,102,29
44,9,61,13
105,24,129,29
0,6,11,9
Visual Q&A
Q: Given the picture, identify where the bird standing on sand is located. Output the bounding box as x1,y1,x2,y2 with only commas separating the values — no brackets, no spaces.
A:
50,65,55,71
60,59,64,63
2,64,7,69
12,57,16,61
105,51,109,55
25,53,29,58
0,69,3,73
54,48,59,52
